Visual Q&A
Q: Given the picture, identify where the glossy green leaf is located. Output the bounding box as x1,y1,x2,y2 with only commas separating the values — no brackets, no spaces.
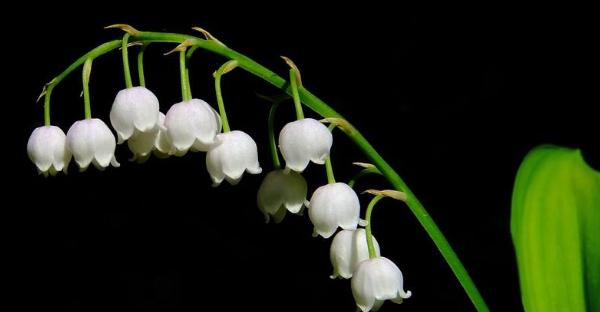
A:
511,145,600,312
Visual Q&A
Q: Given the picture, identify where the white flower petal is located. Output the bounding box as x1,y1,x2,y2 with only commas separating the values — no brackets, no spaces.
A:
27,127,54,172
27,125,71,175
66,120,95,169
371,300,384,312
330,230,354,279
110,157,121,168
258,189,288,224
257,169,307,222
352,257,410,312
165,99,221,154
308,183,360,238
279,118,333,172
109,87,160,143
153,112,173,156
206,131,262,186
128,128,159,162
271,206,287,224
209,105,223,133
89,119,119,168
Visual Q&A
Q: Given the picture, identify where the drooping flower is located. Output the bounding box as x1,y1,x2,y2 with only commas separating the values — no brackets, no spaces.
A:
330,229,380,279
206,130,262,186
352,257,411,312
257,169,307,223
127,112,173,162
109,86,160,143
278,118,332,172
164,98,221,155
66,118,120,171
308,182,361,238
27,125,72,176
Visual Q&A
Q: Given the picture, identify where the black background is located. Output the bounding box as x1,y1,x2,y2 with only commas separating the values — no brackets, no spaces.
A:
7,3,597,312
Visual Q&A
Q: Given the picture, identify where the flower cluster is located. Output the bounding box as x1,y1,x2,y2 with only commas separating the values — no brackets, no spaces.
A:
27,87,263,184
27,30,411,311
258,118,411,311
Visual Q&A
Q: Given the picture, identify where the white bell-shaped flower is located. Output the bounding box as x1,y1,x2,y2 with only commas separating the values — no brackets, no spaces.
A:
206,130,262,186
308,182,360,238
330,229,380,279
164,98,221,155
351,257,412,312
257,169,307,223
66,118,120,171
127,112,173,162
278,118,332,172
109,86,160,143
27,125,71,176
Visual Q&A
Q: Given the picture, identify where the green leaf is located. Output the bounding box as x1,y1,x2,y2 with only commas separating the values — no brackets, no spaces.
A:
511,145,600,312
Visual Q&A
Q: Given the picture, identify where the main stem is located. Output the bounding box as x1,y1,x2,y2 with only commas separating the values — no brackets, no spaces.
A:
45,31,489,312
365,195,384,259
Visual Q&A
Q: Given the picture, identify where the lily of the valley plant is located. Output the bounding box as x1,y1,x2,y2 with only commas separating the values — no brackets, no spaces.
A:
27,24,491,311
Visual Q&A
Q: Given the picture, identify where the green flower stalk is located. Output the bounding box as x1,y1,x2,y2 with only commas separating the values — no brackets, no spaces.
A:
511,145,600,312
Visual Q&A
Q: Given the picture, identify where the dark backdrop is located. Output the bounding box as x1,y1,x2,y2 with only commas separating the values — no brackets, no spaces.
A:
7,3,597,312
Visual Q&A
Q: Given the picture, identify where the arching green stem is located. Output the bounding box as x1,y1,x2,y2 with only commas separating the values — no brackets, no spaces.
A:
40,40,121,123
268,103,281,169
179,50,191,102
44,32,490,312
137,44,147,87
82,58,93,119
365,195,384,258
121,33,133,88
